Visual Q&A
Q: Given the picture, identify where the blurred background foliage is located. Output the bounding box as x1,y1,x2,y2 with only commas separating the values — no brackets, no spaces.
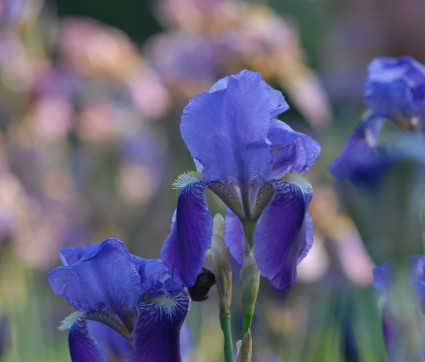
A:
0,0,424,360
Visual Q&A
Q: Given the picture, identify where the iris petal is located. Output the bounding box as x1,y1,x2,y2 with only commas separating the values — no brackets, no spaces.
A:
297,212,314,264
48,239,141,329
68,316,109,362
224,208,244,264
180,70,287,185
268,119,321,178
254,176,313,289
209,69,289,117
60,243,102,266
138,259,171,292
329,115,385,180
161,181,213,286
126,292,189,362
365,56,425,121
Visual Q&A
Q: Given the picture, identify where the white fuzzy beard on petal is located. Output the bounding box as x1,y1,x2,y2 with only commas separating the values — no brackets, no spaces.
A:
150,294,181,321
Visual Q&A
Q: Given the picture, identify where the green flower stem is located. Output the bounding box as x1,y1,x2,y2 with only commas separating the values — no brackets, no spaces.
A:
242,222,256,249
220,314,234,362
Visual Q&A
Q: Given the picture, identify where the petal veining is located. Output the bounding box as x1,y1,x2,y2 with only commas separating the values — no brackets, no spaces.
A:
254,176,313,289
68,315,109,362
161,181,213,286
125,291,189,362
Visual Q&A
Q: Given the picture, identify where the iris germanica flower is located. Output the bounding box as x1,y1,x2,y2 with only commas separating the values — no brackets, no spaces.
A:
161,70,320,289
364,56,425,131
330,56,425,181
48,238,189,361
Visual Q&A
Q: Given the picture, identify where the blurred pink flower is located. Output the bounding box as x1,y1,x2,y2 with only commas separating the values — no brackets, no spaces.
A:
126,67,170,119
76,98,145,144
153,0,229,31
59,17,140,80
33,96,73,141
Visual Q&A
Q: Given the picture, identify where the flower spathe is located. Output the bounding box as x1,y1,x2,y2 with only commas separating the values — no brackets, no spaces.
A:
48,238,189,362
161,70,320,289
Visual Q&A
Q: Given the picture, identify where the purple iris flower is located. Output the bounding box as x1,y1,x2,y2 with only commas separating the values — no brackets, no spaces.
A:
330,56,425,183
48,238,189,362
364,56,425,131
373,257,425,359
161,70,320,289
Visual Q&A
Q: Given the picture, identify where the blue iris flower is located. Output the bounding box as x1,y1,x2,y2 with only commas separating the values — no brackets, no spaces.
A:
364,56,425,131
161,70,320,289
330,56,425,182
48,238,189,362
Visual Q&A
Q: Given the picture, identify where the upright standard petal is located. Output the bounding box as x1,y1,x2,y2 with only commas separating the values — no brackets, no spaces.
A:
48,239,141,329
254,175,313,289
365,56,425,123
126,291,190,362
68,316,109,362
180,70,287,185
161,181,212,286
208,69,289,118
60,243,102,266
267,119,321,178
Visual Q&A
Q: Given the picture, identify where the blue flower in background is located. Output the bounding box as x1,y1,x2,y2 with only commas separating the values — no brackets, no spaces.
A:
48,238,189,362
365,56,425,131
330,56,425,183
330,125,425,185
329,115,385,182
161,70,320,289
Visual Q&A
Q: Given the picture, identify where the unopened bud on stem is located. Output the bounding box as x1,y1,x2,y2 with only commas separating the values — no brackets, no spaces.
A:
240,249,260,335
206,213,232,316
